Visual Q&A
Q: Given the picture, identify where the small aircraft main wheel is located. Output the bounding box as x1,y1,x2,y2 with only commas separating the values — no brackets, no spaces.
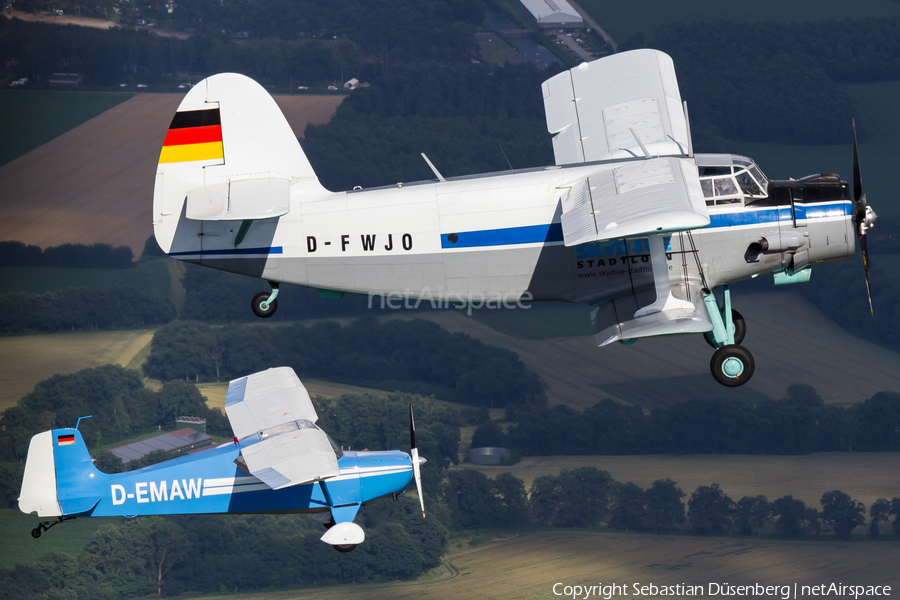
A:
333,544,357,553
31,527,41,539
710,344,755,387
704,309,746,348
251,292,278,318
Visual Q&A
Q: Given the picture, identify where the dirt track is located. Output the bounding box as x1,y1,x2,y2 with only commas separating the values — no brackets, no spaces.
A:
0,93,343,254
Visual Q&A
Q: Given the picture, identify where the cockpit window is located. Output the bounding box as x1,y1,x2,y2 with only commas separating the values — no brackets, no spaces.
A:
749,165,768,190
714,177,739,197
735,170,762,196
699,166,731,177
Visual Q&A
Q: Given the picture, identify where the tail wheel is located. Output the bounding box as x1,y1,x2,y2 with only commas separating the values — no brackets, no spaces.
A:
31,528,42,539
704,309,746,348
251,292,278,318
710,344,755,387
333,544,357,553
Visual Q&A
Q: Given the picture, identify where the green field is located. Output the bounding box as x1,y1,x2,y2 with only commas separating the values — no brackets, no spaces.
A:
0,90,132,166
469,303,591,339
188,531,900,600
0,329,156,410
580,0,900,44
0,259,172,296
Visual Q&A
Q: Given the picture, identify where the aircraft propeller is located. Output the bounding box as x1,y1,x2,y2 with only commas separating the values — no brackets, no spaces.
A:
409,405,426,520
852,118,878,315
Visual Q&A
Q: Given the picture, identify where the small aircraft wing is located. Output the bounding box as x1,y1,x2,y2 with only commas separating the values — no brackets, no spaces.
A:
542,49,691,164
558,156,708,245
224,367,339,490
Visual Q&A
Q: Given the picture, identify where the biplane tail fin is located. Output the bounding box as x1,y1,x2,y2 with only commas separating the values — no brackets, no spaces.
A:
19,429,103,518
152,73,329,253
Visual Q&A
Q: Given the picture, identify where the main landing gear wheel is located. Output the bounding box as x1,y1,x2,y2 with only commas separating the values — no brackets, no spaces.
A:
31,528,42,539
710,344,755,387
333,544,357,553
704,309,746,348
251,292,278,318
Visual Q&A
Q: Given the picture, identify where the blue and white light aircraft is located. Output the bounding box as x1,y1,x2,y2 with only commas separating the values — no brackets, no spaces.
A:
151,49,876,387
18,367,426,553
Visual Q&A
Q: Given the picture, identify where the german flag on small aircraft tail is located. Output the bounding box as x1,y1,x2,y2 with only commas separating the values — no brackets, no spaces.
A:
159,108,224,164
57,434,75,446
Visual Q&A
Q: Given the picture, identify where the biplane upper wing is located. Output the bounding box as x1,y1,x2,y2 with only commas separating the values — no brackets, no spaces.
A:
543,50,708,246
542,49,691,164
224,367,339,490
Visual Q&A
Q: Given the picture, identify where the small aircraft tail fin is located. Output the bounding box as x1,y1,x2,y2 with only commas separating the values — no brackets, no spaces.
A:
153,73,329,252
19,429,103,518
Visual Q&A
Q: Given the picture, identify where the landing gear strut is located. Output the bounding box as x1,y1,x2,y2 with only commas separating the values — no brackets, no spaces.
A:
251,282,279,318
703,285,754,387
31,516,76,538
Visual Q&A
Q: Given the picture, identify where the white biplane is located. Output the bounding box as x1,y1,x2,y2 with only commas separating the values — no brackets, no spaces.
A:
152,50,876,387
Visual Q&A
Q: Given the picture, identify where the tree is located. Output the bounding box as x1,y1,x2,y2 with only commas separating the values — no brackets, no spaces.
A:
644,478,685,533
492,473,529,528
734,495,772,537
892,498,900,536
441,470,499,529
772,496,810,536
529,474,560,526
688,483,734,534
869,498,891,537
821,490,866,540
552,467,614,528
608,482,645,531
470,422,505,448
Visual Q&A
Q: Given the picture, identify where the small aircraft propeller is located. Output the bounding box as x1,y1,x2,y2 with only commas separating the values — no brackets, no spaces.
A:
852,118,878,315
409,405,426,520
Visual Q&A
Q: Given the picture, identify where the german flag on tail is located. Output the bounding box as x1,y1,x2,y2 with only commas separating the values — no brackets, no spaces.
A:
57,434,75,446
159,108,224,164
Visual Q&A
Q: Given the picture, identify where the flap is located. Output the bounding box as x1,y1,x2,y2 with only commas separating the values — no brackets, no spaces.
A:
186,177,290,220
542,49,690,165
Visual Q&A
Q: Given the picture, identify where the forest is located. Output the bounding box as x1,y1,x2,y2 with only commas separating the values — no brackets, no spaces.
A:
142,318,547,409
502,385,900,455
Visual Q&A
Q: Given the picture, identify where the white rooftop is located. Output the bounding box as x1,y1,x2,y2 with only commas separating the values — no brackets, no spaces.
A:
519,0,583,25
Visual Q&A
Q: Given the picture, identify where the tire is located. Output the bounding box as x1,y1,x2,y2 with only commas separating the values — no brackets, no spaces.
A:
333,544,357,553
710,344,755,387
251,292,278,318
703,309,746,348
31,528,41,539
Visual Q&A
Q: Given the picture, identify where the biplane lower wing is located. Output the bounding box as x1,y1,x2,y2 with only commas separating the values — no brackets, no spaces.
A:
558,156,709,246
224,367,340,490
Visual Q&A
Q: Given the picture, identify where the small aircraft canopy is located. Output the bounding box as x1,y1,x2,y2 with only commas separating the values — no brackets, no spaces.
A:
224,367,340,490
695,154,769,207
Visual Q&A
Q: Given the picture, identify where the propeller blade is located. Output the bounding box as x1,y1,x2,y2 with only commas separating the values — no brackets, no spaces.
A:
852,118,863,207
860,234,874,316
851,119,875,316
409,405,425,520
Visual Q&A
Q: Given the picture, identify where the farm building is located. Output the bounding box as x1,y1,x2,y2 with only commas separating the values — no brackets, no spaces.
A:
109,428,212,464
516,0,584,33
47,73,82,87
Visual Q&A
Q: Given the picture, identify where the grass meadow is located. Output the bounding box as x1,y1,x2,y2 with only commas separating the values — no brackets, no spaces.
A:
0,90,132,167
0,329,156,410
189,531,900,600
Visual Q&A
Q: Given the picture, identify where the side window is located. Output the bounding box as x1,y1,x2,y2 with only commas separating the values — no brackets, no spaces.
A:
736,171,762,196
700,179,713,198
714,177,738,197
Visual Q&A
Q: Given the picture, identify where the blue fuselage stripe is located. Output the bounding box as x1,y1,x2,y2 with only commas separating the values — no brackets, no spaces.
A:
168,246,283,257
441,223,564,248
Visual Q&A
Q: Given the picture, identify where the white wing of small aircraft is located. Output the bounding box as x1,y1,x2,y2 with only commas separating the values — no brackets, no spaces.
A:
153,49,876,387
224,367,339,489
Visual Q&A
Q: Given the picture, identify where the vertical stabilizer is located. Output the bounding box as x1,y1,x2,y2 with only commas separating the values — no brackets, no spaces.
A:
19,431,61,517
